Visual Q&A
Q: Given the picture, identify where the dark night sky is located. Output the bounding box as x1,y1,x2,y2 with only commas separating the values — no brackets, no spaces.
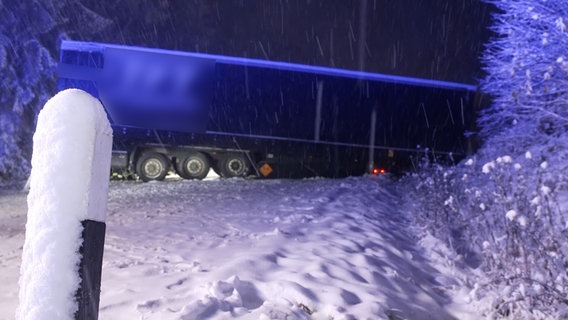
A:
79,0,494,85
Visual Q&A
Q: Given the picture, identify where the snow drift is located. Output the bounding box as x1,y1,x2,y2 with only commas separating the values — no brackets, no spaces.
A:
0,175,478,319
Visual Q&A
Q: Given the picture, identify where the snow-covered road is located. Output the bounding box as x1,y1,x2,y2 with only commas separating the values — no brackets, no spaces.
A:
0,175,474,319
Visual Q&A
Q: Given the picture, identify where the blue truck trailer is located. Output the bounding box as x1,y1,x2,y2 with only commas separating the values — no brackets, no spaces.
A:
57,40,478,181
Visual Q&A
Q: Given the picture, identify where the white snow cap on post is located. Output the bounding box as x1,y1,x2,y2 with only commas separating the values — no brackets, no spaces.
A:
18,89,112,320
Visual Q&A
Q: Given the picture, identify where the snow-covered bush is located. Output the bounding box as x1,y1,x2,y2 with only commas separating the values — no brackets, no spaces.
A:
474,150,567,318
479,0,568,151
404,1,568,316
403,145,568,318
409,158,484,269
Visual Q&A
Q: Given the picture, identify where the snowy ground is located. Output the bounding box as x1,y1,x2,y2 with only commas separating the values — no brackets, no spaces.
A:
0,173,477,319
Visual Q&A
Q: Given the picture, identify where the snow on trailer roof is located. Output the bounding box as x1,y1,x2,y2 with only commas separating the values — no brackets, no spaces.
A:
61,40,477,92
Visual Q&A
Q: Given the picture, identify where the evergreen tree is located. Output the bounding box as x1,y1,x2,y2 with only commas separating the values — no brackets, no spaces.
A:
0,0,109,187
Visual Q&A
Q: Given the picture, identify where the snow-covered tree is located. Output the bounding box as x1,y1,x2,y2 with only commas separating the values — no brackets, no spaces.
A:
480,0,568,151
405,2,568,318
0,0,110,188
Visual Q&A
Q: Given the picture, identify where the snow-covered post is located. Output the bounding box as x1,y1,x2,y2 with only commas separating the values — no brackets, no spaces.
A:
18,89,113,320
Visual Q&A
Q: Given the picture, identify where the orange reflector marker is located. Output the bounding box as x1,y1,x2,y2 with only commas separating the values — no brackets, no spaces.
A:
260,163,273,177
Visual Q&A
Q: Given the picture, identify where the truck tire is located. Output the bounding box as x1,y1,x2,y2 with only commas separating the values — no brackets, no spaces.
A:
218,153,250,178
136,152,169,182
177,152,210,180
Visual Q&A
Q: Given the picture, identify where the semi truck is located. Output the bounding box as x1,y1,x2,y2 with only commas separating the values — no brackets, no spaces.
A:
57,40,478,181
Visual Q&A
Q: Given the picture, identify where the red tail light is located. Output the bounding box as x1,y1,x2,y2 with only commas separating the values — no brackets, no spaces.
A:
372,168,386,175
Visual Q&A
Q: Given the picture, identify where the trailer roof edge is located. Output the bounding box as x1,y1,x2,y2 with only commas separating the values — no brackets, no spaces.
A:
61,40,478,91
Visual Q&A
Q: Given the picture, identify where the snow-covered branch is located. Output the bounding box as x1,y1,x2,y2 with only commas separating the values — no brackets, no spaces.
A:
480,0,568,143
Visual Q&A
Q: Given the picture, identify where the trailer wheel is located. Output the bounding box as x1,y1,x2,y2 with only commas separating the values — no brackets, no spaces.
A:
218,154,250,178
177,152,210,180
136,152,169,182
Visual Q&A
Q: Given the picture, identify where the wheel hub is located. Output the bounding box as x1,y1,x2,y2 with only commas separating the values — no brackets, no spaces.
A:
228,159,243,174
187,159,203,174
144,159,163,179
